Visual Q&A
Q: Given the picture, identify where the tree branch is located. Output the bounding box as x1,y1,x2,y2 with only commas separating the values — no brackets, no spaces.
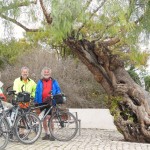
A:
0,1,37,13
0,14,39,32
65,38,114,92
77,0,107,35
101,37,120,46
134,14,144,24
83,0,93,11
39,0,52,24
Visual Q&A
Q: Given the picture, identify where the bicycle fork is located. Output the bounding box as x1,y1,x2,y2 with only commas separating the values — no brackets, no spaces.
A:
55,111,65,128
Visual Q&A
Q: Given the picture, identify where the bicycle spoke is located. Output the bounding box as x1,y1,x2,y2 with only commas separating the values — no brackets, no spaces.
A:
49,111,78,141
15,112,41,144
0,119,9,149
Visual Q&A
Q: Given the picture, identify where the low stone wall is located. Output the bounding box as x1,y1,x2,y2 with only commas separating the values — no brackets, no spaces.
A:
69,108,117,130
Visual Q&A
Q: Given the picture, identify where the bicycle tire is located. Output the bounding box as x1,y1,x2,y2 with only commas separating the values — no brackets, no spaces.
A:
15,112,42,144
8,129,19,142
49,111,78,141
0,118,9,149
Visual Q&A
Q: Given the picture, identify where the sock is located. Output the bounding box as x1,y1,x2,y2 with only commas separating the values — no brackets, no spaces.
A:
46,132,50,135
46,130,50,135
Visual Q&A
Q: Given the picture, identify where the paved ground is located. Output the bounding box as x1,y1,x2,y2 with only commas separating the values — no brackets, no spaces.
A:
5,129,150,150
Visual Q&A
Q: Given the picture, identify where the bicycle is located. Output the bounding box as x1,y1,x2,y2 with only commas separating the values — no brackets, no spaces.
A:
0,96,9,150
32,92,78,141
0,85,42,148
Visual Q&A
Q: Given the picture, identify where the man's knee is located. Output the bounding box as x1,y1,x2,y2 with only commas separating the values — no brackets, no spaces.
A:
2,101,13,109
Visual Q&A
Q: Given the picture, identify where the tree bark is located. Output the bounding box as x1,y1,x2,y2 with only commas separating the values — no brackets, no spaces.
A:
65,37,150,143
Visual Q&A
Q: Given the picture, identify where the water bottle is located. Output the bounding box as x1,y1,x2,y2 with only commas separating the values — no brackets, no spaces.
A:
11,109,15,122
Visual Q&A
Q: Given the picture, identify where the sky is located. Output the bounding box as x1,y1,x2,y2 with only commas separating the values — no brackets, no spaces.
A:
0,19,24,40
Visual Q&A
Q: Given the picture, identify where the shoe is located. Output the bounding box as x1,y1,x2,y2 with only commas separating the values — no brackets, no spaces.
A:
9,133,13,140
19,134,24,138
42,134,50,140
49,136,55,141
19,134,29,140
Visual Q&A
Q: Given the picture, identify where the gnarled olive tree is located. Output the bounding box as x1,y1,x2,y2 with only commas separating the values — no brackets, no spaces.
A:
1,0,150,142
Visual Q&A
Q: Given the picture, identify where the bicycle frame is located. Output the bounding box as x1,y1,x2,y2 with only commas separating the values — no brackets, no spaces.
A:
32,103,66,129
0,102,19,132
31,97,78,141
0,99,11,140
0,86,42,145
0,99,32,136
33,104,54,122
0,113,9,134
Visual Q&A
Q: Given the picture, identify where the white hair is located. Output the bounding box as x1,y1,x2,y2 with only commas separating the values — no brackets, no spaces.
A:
41,67,51,78
21,66,29,72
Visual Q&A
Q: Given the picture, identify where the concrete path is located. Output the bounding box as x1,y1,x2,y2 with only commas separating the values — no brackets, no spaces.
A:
5,129,150,150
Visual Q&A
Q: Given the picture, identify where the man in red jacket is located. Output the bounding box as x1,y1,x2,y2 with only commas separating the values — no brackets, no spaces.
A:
35,67,61,141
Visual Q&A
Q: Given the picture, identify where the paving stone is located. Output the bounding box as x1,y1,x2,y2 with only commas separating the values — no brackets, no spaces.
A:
4,129,150,150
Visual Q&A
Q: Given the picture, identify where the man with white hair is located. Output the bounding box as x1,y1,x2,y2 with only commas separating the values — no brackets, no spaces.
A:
35,67,61,141
13,66,36,108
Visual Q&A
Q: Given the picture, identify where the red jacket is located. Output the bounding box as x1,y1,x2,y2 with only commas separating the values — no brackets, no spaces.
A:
0,93,6,101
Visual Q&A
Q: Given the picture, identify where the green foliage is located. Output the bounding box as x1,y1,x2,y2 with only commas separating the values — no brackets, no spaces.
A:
140,1,150,34
109,95,136,122
109,96,122,120
0,0,29,16
127,49,150,68
126,66,150,92
127,67,142,86
144,76,150,92
0,0,150,68
0,39,31,67
49,0,85,43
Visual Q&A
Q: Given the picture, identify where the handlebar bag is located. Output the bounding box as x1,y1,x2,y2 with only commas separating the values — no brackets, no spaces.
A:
17,92,30,102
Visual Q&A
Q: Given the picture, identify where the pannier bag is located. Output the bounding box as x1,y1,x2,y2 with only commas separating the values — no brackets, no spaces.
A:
53,93,66,104
16,92,30,102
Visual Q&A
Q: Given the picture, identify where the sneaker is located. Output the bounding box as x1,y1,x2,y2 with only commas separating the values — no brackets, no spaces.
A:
9,133,13,140
49,136,55,141
19,134,29,140
42,134,50,140
19,134,24,138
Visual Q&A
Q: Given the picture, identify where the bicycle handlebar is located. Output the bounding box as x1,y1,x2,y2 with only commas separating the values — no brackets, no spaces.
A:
6,85,33,106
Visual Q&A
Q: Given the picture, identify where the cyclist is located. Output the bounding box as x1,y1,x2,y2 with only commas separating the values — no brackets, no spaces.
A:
0,81,13,109
12,67,36,138
0,81,6,100
13,66,36,108
34,67,61,141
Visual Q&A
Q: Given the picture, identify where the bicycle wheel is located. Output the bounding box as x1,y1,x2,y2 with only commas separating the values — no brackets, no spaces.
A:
0,118,9,149
15,112,42,144
49,111,78,141
8,128,19,142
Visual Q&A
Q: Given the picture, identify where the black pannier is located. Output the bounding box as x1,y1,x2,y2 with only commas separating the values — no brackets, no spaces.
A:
53,93,66,104
16,92,30,102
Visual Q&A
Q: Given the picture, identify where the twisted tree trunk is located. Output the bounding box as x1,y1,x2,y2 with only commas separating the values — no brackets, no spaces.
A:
65,37,150,142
